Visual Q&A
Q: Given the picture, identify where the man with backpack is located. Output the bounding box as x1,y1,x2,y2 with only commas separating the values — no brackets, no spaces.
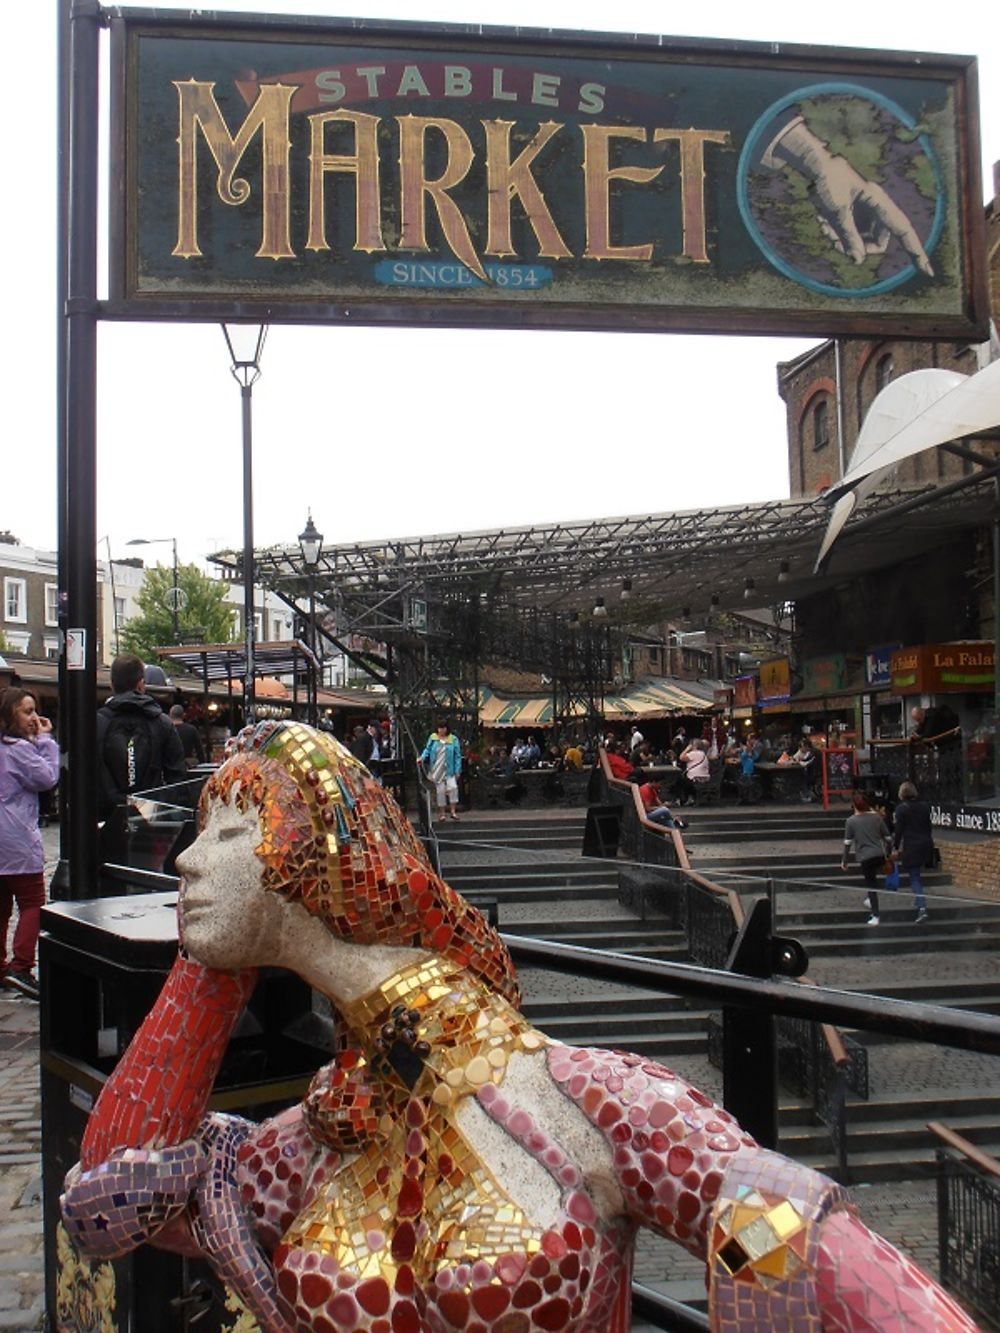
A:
97,655,187,820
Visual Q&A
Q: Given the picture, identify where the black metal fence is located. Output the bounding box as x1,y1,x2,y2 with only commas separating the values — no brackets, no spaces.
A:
708,1010,870,1181
470,766,591,809
871,733,966,804
936,1143,1000,1328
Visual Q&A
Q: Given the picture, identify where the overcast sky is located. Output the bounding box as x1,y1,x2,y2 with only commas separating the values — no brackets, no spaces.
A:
6,1,997,572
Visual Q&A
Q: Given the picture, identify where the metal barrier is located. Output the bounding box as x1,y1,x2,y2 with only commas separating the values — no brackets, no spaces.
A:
707,1010,868,1181
871,729,965,804
471,766,592,809
931,1123,1000,1328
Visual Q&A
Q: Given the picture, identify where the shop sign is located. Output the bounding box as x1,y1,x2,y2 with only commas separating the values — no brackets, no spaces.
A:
110,13,986,336
865,642,900,687
758,657,791,708
803,653,846,694
931,803,1000,836
734,675,757,708
713,687,734,709
890,642,995,694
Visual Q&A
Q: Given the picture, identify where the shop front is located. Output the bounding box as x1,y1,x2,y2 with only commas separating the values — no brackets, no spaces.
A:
867,641,997,804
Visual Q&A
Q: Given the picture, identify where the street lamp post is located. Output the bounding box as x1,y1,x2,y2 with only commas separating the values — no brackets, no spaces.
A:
222,324,268,727
299,513,324,725
127,536,180,643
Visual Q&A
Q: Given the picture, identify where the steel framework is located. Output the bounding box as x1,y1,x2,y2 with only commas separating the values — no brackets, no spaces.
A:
210,477,997,743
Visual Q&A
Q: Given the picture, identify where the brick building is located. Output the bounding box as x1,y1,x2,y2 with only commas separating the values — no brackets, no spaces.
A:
0,537,75,661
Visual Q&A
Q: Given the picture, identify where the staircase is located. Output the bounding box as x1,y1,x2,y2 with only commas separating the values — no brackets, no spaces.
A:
437,804,1000,1186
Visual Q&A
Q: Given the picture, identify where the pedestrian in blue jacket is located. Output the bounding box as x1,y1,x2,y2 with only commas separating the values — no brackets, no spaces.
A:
419,721,462,821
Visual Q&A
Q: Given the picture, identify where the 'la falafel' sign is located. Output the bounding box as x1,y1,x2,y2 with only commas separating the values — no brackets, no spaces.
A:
111,13,987,336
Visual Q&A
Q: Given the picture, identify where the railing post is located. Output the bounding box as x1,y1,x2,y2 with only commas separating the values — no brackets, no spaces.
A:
936,1147,950,1290
722,897,779,1148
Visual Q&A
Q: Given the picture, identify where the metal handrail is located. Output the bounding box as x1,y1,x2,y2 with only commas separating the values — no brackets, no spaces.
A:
501,934,1000,1056
930,1122,1000,1180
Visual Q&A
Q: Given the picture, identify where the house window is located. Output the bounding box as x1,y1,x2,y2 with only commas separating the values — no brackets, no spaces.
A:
114,596,126,623
271,616,285,641
45,583,59,627
812,399,830,451
4,578,26,623
3,630,30,654
44,636,60,660
254,612,264,640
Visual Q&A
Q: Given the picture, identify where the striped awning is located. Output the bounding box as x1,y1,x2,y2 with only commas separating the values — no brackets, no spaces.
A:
599,677,717,720
479,676,716,728
480,691,555,728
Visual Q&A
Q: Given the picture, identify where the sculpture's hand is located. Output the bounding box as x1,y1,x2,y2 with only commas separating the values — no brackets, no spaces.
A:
62,1140,207,1260
764,116,934,277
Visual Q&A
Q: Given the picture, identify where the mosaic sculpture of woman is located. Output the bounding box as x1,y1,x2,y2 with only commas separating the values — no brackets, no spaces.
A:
61,722,974,1331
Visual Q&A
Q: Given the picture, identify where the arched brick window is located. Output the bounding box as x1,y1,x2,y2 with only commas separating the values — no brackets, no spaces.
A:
812,398,830,451
875,352,894,394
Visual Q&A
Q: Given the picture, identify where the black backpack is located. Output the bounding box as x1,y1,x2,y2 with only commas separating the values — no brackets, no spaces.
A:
101,711,163,813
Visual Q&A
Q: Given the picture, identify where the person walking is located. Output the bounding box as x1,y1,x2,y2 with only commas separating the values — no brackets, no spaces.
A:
892,780,932,922
419,720,463,821
96,655,187,819
169,704,206,767
0,688,60,999
840,792,891,925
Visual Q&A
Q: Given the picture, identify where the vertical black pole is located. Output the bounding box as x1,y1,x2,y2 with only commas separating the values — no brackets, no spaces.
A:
242,383,256,725
309,571,317,724
993,479,999,798
53,0,72,893
172,536,179,644
60,0,101,898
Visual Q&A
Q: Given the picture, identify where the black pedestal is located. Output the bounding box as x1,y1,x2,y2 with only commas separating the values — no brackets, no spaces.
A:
40,894,330,1331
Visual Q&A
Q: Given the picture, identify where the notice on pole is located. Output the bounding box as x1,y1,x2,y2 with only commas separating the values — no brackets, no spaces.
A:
67,629,87,671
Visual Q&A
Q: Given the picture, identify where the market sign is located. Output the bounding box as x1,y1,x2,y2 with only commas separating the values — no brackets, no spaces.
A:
734,675,757,709
109,13,987,335
864,642,901,687
890,641,995,694
758,657,791,709
803,653,848,694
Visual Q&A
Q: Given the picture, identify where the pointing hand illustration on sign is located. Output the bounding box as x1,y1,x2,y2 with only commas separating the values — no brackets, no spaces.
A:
761,115,934,277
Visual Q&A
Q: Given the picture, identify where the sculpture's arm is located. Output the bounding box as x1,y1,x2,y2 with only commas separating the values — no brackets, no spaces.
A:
80,954,257,1167
548,1045,976,1330
62,955,257,1258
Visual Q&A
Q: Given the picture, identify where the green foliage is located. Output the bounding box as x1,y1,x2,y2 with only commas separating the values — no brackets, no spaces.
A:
119,562,235,660
0,629,10,653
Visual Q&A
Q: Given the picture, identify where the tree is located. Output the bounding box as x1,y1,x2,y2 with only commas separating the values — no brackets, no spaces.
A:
119,563,236,660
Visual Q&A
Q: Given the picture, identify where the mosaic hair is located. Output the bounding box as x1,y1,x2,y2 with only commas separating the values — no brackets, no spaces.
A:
200,721,520,1005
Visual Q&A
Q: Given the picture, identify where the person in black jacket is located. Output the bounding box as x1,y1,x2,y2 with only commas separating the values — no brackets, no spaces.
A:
169,704,206,767
891,780,931,922
96,655,187,819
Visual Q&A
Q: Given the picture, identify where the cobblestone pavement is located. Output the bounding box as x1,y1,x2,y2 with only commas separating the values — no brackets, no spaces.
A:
0,826,53,1332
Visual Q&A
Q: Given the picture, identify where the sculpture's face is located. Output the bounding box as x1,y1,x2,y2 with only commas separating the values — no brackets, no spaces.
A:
176,797,274,970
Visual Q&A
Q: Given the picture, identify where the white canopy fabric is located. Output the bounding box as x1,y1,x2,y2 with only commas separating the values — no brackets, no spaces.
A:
816,358,1000,570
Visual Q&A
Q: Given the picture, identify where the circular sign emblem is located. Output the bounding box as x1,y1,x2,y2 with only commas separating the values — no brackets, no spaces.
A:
737,82,944,297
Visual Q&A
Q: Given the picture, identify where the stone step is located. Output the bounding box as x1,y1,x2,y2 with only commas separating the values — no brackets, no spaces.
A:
525,1010,711,1040
779,1114,1000,1183
794,925,1000,958
521,993,696,1018
464,884,620,906
503,916,683,940
509,928,688,953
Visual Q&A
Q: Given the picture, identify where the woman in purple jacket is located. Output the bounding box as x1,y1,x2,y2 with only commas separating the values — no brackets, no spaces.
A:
0,688,60,999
